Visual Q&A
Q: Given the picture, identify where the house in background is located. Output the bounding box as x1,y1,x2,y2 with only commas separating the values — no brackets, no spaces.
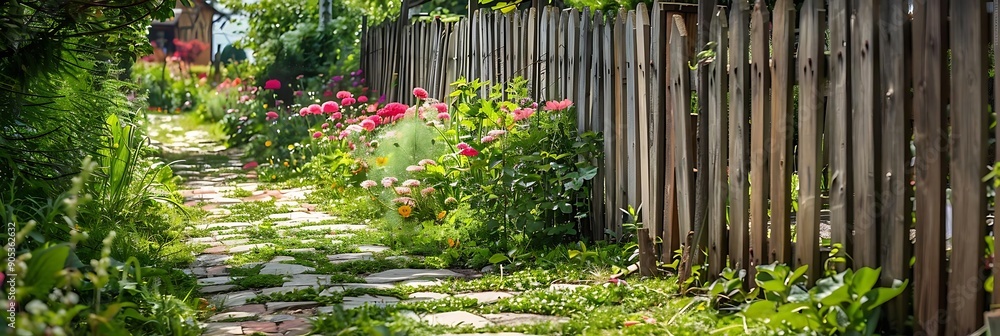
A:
148,0,227,65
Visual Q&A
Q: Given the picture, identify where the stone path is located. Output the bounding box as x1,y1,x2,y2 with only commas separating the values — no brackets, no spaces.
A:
153,114,570,335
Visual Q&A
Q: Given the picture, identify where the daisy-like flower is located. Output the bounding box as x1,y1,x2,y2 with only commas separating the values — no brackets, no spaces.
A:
418,159,437,166
406,165,424,172
397,205,413,218
394,186,412,195
481,135,496,143
360,180,377,189
420,187,435,196
402,179,420,187
312,131,323,139
381,177,398,187
376,157,388,166
487,129,507,137
393,197,416,206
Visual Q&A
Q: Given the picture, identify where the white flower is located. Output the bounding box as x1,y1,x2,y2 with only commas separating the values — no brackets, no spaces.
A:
402,179,421,187
360,180,377,189
25,300,47,315
418,159,437,166
406,165,425,172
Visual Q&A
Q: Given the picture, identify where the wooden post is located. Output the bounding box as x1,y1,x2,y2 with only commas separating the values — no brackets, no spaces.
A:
706,7,729,280
947,0,988,334
912,0,947,333
768,0,794,265
668,13,694,277
828,0,853,273
795,0,824,286
727,0,751,276
748,0,771,285
877,0,912,331
635,5,653,242
638,228,658,276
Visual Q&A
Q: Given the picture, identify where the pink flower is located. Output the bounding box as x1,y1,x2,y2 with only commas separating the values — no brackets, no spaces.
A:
265,111,279,121
445,197,457,204
294,90,304,97
413,87,429,99
339,130,350,139
332,112,342,120
335,123,343,128
402,179,421,187
545,99,573,111
481,135,496,143
432,103,448,113
420,187,435,196
337,91,352,99
457,142,471,150
360,180,377,189
309,104,322,115
322,123,330,129
382,177,398,187
459,147,479,157
393,197,416,206
377,102,408,118
437,112,450,120
313,131,323,139
358,95,369,103
367,104,378,113
264,79,281,90
328,135,336,141
342,97,356,106
406,165,424,172
418,159,437,166
531,102,539,109
360,119,376,131
487,129,507,137
242,161,259,170
346,125,363,133
299,108,310,116
322,101,340,113
323,90,334,97
394,186,412,195
512,108,535,121
239,116,248,121
367,115,382,125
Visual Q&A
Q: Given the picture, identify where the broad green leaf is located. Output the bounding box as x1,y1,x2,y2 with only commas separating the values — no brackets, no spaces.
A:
788,265,809,286
24,244,70,297
858,280,908,313
488,253,509,264
742,300,777,318
850,267,881,296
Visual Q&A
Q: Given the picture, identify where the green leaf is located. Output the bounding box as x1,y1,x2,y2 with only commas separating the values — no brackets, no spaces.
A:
24,244,70,297
488,253,509,264
788,265,809,286
858,280,908,313
568,250,580,259
850,267,881,296
742,300,777,318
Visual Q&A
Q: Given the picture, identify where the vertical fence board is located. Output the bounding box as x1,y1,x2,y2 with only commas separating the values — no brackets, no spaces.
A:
527,8,538,99
601,14,618,236
625,10,640,213
947,1,988,334
795,0,823,285
828,0,853,272
850,0,879,269
613,10,628,238
649,3,669,259
748,0,771,284
768,0,794,265
994,0,1000,310
668,13,694,267
878,0,911,330
728,0,751,276
706,7,729,280
912,0,947,332
549,8,560,99
635,5,653,240
566,9,578,103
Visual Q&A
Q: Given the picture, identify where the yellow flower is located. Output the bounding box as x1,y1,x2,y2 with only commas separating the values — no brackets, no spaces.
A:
375,157,388,166
263,104,268,109
283,161,289,167
287,144,295,150
397,205,412,218
265,140,272,147
437,211,447,220
447,238,458,248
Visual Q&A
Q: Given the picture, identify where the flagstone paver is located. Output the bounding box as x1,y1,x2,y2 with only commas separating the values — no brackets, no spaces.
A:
209,311,258,322
228,243,273,253
327,252,373,263
258,263,314,275
481,313,570,326
422,311,494,328
212,291,258,308
365,268,466,283
455,291,514,304
200,284,238,294
265,301,320,312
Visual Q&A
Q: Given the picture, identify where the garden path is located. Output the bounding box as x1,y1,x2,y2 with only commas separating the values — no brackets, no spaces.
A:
151,114,572,336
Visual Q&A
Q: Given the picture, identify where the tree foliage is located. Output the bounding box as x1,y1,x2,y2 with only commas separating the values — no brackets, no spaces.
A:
0,0,180,195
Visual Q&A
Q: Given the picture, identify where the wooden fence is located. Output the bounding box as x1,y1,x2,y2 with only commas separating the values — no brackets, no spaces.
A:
362,0,999,334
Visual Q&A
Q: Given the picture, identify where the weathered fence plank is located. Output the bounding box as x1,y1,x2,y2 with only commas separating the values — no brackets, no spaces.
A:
668,13,694,277
912,0,947,333
947,1,988,334
827,0,852,273
768,0,794,265
850,0,879,269
613,10,628,239
648,2,668,258
727,0,751,275
706,7,729,280
601,13,618,236
635,4,653,240
624,11,639,211
795,0,823,285
748,0,771,284
878,0,911,331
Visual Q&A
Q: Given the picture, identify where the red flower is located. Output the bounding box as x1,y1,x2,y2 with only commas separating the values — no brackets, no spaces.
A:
242,161,258,170
412,87,429,99
308,104,322,115
342,97,356,106
323,90,334,97
337,91,352,99
265,111,279,121
358,95,369,103
459,147,479,157
264,79,281,90
322,101,340,114
377,102,408,118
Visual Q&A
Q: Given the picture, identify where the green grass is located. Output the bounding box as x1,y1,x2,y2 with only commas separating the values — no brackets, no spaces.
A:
224,188,253,198
233,274,286,289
